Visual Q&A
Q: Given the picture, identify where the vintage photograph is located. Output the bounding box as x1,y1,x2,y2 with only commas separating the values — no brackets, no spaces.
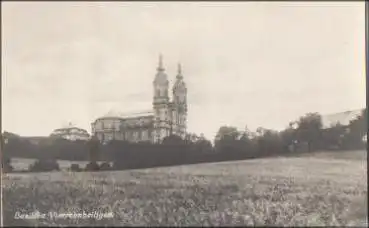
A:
1,1,367,226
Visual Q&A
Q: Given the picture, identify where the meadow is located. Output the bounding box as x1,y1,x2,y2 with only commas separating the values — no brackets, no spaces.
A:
2,150,367,226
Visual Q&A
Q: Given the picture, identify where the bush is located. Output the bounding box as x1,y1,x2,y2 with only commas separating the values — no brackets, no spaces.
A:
112,161,121,170
2,157,13,173
3,165,13,173
85,162,100,171
29,159,60,172
70,164,82,172
99,162,112,171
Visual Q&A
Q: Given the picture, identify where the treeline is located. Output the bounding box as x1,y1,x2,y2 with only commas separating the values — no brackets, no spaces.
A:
2,137,92,161
2,109,367,172
214,109,367,155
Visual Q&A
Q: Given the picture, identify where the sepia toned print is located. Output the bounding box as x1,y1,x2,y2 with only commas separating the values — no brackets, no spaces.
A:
1,2,367,227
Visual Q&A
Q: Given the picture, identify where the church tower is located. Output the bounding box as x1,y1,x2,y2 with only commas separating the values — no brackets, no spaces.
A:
172,63,188,139
153,54,170,143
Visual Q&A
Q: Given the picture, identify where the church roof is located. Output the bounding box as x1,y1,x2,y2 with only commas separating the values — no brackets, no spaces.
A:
55,122,86,131
100,109,154,120
51,127,90,136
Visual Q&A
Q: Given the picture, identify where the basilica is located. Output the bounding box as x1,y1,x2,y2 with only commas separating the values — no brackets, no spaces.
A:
91,55,188,144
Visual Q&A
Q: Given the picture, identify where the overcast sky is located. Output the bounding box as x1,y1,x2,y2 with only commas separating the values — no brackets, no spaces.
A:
2,2,365,140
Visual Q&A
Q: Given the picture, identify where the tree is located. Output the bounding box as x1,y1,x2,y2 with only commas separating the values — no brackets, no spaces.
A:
85,162,100,171
214,126,239,152
87,135,100,170
295,112,323,152
342,109,367,149
70,164,82,172
2,157,13,173
185,133,200,144
256,127,268,137
29,159,60,172
280,127,297,152
236,126,257,155
2,133,14,172
321,123,346,150
256,129,283,156
193,138,213,154
162,135,185,146
99,162,112,171
215,126,239,141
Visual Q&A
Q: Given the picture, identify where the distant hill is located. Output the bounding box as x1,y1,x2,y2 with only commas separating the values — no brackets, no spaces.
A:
2,131,21,138
321,109,364,129
2,131,52,145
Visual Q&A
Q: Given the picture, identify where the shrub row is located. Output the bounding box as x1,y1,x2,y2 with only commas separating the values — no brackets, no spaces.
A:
4,159,113,173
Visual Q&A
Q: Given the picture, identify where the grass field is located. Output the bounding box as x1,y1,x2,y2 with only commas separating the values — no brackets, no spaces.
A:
2,150,367,226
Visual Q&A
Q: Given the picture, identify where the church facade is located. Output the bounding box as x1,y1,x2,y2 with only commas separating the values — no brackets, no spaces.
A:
91,55,188,144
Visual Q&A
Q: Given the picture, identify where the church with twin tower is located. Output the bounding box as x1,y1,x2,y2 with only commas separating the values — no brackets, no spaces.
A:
153,55,188,141
91,55,188,144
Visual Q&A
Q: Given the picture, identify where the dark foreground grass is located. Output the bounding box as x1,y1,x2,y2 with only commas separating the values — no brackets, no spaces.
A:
2,150,367,226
